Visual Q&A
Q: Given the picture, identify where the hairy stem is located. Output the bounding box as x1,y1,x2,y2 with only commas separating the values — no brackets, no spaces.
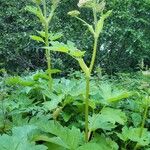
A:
84,3,99,142
85,76,90,142
43,0,47,17
93,0,97,27
45,22,52,89
43,1,52,89
89,37,98,73
140,105,148,137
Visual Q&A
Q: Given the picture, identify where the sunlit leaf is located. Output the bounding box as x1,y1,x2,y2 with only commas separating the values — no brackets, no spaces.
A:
30,35,45,43
25,6,45,23
89,107,127,131
117,126,150,146
49,32,63,41
0,125,47,150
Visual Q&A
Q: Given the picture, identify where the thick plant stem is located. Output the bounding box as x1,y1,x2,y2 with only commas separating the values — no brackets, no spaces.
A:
140,105,148,137
93,0,97,27
80,0,99,142
134,104,149,150
43,0,47,17
43,0,53,89
45,22,52,89
89,37,98,73
43,0,52,89
84,38,98,142
84,38,98,140
85,76,90,142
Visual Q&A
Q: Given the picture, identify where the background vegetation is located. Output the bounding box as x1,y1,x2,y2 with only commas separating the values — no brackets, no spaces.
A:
0,0,150,74
0,0,150,149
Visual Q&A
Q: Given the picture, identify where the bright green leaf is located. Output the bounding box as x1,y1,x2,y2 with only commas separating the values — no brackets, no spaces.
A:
30,35,45,43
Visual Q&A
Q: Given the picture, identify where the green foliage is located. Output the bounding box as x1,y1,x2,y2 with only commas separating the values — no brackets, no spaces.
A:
89,107,127,131
0,0,150,149
0,125,47,150
117,126,150,146
46,41,85,57
96,82,132,105
0,71,150,149
0,0,149,73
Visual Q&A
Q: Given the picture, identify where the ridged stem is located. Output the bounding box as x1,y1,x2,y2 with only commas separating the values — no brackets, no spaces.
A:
45,22,52,89
85,76,90,142
84,3,98,142
89,37,98,73
43,0,53,89
134,104,149,150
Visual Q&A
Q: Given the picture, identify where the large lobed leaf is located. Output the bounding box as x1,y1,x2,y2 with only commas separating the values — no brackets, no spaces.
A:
117,126,150,146
89,107,127,131
96,82,132,105
44,41,85,58
0,125,47,150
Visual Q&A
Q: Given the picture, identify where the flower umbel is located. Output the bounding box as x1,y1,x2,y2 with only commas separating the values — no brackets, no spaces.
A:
77,0,93,8
68,10,80,17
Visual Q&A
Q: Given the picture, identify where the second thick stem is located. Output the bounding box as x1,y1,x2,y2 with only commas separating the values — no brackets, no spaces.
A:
134,104,149,150
89,37,98,73
45,22,52,89
85,37,98,142
85,76,90,142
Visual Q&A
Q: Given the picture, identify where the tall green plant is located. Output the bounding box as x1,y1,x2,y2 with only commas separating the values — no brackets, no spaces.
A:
46,0,111,142
26,0,61,88
67,0,111,142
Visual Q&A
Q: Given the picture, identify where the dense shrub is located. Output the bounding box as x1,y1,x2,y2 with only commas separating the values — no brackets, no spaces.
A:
0,0,149,73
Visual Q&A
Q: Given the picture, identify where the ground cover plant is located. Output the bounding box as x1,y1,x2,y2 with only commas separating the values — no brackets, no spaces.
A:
0,0,150,150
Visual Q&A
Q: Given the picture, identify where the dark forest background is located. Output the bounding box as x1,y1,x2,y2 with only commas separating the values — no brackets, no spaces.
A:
0,0,150,74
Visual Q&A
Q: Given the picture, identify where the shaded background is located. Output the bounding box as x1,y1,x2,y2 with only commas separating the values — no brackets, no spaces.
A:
0,0,150,74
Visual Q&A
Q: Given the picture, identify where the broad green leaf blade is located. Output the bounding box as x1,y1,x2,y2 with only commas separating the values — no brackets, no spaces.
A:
100,107,127,125
116,126,129,142
37,31,45,37
69,50,85,57
33,72,49,81
45,41,85,58
89,114,116,131
44,42,69,53
131,113,142,127
46,69,61,74
30,119,83,149
117,126,150,146
89,107,127,131
5,76,35,86
0,134,47,150
37,31,63,41
34,135,69,149
77,137,118,150
42,94,64,111
25,6,45,23
107,91,132,102
25,6,38,14
92,134,119,150
45,142,66,150
95,10,112,38
12,125,38,140
0,125,47,150
77,143,103,150
97,83,131,105
67,41,85,57
49,32,63,41
30,35,45,43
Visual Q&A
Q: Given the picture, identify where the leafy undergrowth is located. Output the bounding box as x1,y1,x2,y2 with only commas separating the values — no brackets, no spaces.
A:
0,71,150,150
